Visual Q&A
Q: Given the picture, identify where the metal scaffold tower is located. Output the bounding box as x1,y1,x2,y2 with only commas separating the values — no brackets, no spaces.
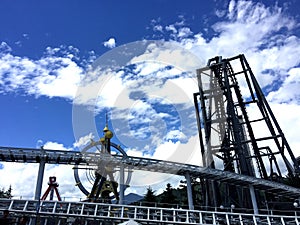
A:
194,54,300,210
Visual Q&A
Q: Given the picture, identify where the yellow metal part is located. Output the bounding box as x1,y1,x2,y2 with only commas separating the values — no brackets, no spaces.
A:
103,126,109,132
105,130,113,139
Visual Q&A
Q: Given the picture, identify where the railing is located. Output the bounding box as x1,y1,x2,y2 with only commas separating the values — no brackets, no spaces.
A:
1,198,300,225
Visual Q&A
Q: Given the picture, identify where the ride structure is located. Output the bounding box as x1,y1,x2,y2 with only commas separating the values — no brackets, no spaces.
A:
194,54,300,210
74,123,131,204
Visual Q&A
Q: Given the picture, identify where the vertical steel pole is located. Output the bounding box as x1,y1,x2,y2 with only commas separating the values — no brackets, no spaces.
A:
249,185,258,214
185,172,194,210
34,158,45,200
119,164,125,205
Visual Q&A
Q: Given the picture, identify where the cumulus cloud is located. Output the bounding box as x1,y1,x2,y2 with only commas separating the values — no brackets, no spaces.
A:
72,41,203,158
267,67,300,104
175,0,300,90
43,141,73,151
165,24,177,33
0,1,298,108
103,37,116,48
0,45,84,99
177,27,193,38
265,103,300,157
73,132,95,148
153,25,163,32
0,162,39,199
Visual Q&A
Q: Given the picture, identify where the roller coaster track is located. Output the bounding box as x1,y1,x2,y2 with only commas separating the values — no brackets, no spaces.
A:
1,146,300,200
1,146,300,224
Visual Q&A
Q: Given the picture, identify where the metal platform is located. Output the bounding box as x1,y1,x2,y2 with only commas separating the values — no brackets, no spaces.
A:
0,198,299,225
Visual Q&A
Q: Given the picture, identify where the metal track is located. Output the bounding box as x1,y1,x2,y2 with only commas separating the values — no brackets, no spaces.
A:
1,146,300,200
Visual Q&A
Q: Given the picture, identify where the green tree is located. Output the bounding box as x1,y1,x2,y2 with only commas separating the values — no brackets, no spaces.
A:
178,178,203,208
160,183,178,206
0,185,13,199
143,186,157,206
283,173,300,188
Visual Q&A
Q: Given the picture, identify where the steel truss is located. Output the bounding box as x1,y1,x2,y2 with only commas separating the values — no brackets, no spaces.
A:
194,54,300,210
0,146,300,201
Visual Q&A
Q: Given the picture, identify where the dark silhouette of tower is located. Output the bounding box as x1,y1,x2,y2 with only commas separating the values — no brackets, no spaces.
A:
194,54,300,209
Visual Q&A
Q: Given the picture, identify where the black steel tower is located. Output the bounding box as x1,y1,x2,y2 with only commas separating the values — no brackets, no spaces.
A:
194,54,300,209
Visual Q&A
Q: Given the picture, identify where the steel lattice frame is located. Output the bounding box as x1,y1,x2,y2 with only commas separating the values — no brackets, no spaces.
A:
194,54,300,209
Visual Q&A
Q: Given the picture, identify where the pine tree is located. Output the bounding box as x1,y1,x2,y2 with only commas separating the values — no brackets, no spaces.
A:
0,185,13,199
143,186,157,206
178,178,203,207
284,173,300,188
160,183,177,207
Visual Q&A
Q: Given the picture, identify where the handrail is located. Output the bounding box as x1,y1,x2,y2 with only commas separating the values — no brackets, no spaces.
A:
0,198,299,225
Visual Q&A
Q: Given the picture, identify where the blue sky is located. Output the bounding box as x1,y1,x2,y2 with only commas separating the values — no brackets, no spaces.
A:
0,0,300,200
0,0,219,148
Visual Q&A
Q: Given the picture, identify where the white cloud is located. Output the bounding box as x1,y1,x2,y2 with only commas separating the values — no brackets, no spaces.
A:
0,1,297,105
22,33,29,39
153,25,163,32
130,41,204,74
264,103,300,157
43,141,72,151
124,135,201,194
267,68,300,104
177,27,193,39
179,0,300,89
73,132,95,148
30,58,82,99
127,170,183,195
103,37,116,48
215,9,226,18
126,134,201,166
164,130,187,142
0,162,39,199
228,0,236,19
165,24,177,33
74,68,130,110
0,45,84,99
0,41,12,53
